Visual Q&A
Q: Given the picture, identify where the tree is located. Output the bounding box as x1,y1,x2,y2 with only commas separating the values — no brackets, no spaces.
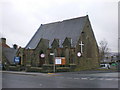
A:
99,39,110,62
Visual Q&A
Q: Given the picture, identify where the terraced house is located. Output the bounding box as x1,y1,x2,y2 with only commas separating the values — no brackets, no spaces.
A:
16,15,100,72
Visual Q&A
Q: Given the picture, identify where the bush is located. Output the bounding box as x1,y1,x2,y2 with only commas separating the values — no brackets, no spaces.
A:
8,65,20,71
26,67,42,72
56,67,70,72
42,64,53,73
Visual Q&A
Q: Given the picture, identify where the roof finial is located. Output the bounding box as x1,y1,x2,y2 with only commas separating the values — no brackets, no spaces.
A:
86,12,88,16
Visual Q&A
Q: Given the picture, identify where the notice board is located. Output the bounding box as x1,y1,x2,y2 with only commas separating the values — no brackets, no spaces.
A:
55,57,66,65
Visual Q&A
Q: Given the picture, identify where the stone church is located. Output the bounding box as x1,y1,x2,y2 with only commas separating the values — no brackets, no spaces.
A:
17,15,99,71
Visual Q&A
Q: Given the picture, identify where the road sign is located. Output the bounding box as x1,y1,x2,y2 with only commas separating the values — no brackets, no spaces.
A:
50,53,54,56
77,52,81,57
40,54,45,58
14,57,20,63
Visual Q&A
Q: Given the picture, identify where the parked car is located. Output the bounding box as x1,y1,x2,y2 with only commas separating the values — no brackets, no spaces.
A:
100,64,110,69
0,64,3,70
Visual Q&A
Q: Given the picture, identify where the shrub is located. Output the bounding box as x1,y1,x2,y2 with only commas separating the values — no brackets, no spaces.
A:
8,65,20,71
26,67,42,72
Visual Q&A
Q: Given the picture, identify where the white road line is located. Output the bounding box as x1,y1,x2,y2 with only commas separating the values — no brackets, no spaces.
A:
89,78,96,80
114,78,118,81
74,78,80,80
105,78,113,81
67,77,72,79
39,84,42,86
58,77,64,79
81,78,88,80
99,78,104,80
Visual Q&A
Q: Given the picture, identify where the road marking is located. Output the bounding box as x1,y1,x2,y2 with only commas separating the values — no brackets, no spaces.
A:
114,78,118,81
58,77,64,79
81,78,88,80
99,78,104,80
48,73,55,74
67,77,72,79
39,84,42,86
89,78,96,80
105,78,113,81
74,78,80,80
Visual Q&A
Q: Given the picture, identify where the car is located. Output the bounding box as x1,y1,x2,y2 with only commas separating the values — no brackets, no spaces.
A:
100,64,110,69
0,64,3,70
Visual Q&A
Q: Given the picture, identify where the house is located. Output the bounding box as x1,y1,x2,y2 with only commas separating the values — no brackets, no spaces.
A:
0,38,18,68
17,15,100,71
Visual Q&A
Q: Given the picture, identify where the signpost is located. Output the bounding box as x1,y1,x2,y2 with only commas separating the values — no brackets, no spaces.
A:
50,53,66,73
50,53,55,73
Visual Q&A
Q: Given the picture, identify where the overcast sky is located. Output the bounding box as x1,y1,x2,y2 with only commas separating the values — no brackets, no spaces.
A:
0,0,119,52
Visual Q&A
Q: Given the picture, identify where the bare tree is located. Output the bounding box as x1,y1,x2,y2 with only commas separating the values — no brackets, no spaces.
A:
99,39,110,62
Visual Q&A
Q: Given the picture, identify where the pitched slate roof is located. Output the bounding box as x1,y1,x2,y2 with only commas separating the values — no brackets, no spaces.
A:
26,15,88,49
2,47,17,64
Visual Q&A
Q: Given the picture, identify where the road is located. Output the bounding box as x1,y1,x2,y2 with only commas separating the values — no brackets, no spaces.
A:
2,71,119,88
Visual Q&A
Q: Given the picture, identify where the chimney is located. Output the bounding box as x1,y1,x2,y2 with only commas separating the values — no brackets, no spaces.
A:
13,44,18,49
1,38,6,44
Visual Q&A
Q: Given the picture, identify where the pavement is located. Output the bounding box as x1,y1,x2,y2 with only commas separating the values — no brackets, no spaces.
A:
1,70,119,77
1,70,120,80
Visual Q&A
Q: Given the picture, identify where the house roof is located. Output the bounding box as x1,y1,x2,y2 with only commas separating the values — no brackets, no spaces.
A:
2,47,17,64
26,15,88,49
0,43,10,48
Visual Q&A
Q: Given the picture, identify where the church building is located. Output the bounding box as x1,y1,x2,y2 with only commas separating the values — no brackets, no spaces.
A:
17,15,100,72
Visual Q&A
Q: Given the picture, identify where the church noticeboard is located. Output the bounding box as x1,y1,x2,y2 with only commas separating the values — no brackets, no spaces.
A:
55,58,61,64
55,57,66,65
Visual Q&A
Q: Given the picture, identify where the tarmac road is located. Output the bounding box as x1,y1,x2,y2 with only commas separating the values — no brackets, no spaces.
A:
2,71,119,88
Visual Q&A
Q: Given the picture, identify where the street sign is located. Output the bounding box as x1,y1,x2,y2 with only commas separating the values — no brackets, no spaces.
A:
40,54,45,58
14,57,20,63
50,53,54,56
77,52,81,57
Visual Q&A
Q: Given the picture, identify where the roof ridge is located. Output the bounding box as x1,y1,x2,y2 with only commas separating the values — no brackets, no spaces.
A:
25,15,88,49
42,15,88,26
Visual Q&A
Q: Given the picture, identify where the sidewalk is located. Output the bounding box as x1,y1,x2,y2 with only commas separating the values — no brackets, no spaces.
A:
1,70,119,78
1,71,54,76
